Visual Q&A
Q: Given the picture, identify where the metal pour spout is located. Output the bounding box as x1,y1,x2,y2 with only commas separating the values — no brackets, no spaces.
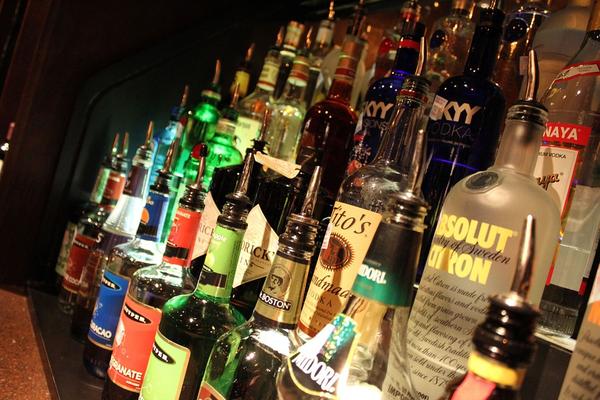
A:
110,132,120,157
120,131,130,158
191,144,208,190
511,215,536,299
524,49,539,103
299,166,322,218
415,36,426,76
160,137,178,175
180,85,190,108
212,59,221,85
235,153,254,196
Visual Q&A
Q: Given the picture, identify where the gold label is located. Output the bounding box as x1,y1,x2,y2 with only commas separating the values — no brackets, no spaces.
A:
233,205,279,288
254,256,308,327
254,151,300,179
193,192,221,258
298,201,382,337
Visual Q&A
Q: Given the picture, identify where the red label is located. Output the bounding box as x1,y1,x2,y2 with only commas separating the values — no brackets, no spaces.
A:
554,60,600,83
399,39,419,50
543,122,592,147
197,383,226,400
164,207,202,267
107,294,162,392
451,372,497,400
102,171,126,209
62,233,96,293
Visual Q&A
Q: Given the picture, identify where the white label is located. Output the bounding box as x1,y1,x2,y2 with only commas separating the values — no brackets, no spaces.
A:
429,95,448,121
382,307,414,400
254,151,300,179
533,145,579,216
316,26,333,46
234,116,262,155
193,192,221,258
233,205,279,287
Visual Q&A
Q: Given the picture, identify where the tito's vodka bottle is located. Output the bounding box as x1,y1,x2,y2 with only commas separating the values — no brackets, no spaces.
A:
537,1,600,337
407,51,560,400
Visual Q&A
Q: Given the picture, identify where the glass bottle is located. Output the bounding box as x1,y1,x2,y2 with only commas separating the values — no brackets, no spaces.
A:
235,28,283,155
69,125,150,341
274,21,305,99
101,149,207,400
230,42,255,101
267,54,310,163
441,217,540,400
83,124,161,378
204,84,244,189
347,23,425,176
425,0,475,97
199,167,322,400
407,51,561,400
418,2,506,278
296,71,430,341
276,150,428,399
139,154,254,400
531,0,592,97
150,85,188,184
373,0,422,82
493,0,550,108
537,2,600,337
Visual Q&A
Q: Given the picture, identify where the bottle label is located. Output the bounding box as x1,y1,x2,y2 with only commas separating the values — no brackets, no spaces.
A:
533,121,592,216
193,192,221,258
353,255,409,307
108,295,162,392
164,207,203,266
88,270,130,349
55,222,77,276
284,24,303,49
102,171,126,209
138,190,170,241
254,151,300,179
316,25,333,47
234,116,262,155
257,59,280,91
62,233,96,293
233,205,279,288
197,382,226,400
140,331,191,400
254,255,308,328
91,167,111,204
381,307,415,400
407,212,519,399
298,202,382,337
559,271,600,399
197,224,244,299
232,70,250,98
427,95,482,147
287,314,359,398
553,60,600,83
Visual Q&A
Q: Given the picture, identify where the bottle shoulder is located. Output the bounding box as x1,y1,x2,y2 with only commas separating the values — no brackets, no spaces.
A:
193,103,220,123
339,165,404,210
364,75,406,103
437,75,505,104
305,99,357,122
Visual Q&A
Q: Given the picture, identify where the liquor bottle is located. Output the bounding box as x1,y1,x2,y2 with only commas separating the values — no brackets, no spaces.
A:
139,154,254,400
493,0,550,108
418,1,506,278
297,62,430,341
347,24,425,175
150,85,188,184
536,1,600,337
373,0,422,82
531,0,592,97
230,42,255,101
101,148,207,400
407,51,561,400
173,59,221,176
234,28,283,156
0,121,14,174
83,123,160,378
276,138,429,399
199,167,322,400
425,0,475,96
304,1,336,107
70,125,153,343
267,54,310,163
441,216,540,400
274,21,305,99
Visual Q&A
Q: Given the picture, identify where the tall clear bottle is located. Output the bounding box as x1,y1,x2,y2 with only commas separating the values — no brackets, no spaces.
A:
274,21,305,99
407,51,560,400
296,61,430,340
139,154,254,400
537,1,600,337
277,134,429,399
199,167,322,400
102,148,207,400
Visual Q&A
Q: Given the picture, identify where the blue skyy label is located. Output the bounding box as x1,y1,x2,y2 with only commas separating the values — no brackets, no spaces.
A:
138,190,170,242
88,270,129,349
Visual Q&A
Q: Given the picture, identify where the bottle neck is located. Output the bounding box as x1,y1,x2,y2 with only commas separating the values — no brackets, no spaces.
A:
255,52,279,93
391,37,421,76
327,37,363,104
463,8,504,79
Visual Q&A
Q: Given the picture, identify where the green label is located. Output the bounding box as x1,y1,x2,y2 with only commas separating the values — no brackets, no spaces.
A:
139,331,190,400
352,259,408,307
197,224,244,299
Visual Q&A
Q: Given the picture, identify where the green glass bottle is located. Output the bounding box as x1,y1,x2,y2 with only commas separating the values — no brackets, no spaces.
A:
139,154,254,400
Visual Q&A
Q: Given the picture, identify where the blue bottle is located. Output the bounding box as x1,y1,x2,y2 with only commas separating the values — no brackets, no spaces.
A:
418,3,506,276
346,21,425,175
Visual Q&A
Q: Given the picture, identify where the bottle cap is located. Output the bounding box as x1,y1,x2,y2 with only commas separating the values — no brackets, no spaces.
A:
284,21,305,50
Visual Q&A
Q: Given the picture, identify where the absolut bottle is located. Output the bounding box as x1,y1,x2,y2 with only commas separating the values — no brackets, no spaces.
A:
407,51,560,400
139,154,254,400
347,24,424,175
419,0,506,277
102,148,207,400
199,167,322,400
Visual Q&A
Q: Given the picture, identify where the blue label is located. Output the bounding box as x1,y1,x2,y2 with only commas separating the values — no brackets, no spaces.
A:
138,190,170,241
88,270,129,349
